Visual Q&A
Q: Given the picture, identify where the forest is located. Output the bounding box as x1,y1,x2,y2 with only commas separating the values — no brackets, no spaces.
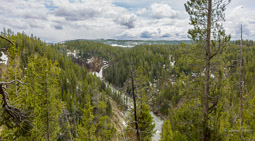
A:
1,0,255,141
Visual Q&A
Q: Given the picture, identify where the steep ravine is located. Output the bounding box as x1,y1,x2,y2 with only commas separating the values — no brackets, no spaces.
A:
93,65,164,141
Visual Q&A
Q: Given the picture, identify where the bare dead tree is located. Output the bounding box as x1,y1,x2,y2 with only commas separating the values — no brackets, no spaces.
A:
0,36,32,128
0,80,30,127
130,67,140,141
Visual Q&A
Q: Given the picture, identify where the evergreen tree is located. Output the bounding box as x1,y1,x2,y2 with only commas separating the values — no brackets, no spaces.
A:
106,99,112,117
136,67,155,140
76,94,96,141
137,103,155,141
185,0,230,140
0,37,32,140
160,120,173,141
0,30,117,140
135,67,149,105
5,43,21,97
26,56,62,140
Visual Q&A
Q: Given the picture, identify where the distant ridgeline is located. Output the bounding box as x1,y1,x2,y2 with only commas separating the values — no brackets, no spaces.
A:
58,39,192,48
92,39,193,47
56,39,255,48
232,39,255,46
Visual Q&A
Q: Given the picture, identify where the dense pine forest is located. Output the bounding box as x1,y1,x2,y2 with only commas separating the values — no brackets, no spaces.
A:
0,31,118,140
1,30,255,140
1,0,255,141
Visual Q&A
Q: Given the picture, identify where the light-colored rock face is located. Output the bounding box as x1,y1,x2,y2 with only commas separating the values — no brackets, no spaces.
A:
0,51,8,78
107,96,126,133
86,57,104,72
67,50,79,59
0,51,8,65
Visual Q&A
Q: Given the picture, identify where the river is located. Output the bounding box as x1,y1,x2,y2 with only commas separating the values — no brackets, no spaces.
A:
93,65,164,141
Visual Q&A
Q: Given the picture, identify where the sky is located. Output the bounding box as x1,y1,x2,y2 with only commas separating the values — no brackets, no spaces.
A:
0,0,254,42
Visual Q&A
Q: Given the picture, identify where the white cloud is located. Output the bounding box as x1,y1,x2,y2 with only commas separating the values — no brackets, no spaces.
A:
116,3,189,40
136,8,147,16
117,17,190,40
114,14,136,28
0,0,254,42
225,5,255,40
135,3,183,19
150,3,178,19
0,0,136,42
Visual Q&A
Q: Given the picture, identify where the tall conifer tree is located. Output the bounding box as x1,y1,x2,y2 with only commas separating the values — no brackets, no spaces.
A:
185,0,231,140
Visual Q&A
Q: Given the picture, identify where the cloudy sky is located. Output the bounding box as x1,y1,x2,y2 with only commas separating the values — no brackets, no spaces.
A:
0,0,254,42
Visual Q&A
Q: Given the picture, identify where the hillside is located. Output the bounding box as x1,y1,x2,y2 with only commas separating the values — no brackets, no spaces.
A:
0,32,125,140
2,27,255,140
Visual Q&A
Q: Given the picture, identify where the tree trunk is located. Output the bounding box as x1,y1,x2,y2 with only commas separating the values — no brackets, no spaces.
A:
131,69,140,141
63,107,73,141
239,24,243,140
88,127,91,141
14,64,18,96
203,0,212,140
73,104,78,137
46,80,50,141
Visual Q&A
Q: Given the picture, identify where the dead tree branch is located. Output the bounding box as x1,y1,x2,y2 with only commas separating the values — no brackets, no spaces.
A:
0,80,30,127
0,35,14,45
0,80,27,85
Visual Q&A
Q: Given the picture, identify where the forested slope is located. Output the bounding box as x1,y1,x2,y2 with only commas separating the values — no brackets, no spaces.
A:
2,28,255,140
0,30,121,140
50,34,255,140
104,42,255,140
52,37,255,140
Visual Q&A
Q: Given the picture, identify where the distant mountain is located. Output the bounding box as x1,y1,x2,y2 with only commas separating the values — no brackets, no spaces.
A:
91,39,192,47
58,39,192,47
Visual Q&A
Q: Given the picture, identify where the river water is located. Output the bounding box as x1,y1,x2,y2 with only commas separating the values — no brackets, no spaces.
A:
93,65,164,141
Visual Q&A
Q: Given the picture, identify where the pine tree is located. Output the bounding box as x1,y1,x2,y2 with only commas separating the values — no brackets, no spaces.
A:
0,37,32,140
5,43,21,97
26,56,62,140
135,66,149,105
136,67,155,140
76,94,96,141
106,99,112,117
137,103,155,141
95,99,116,141
160,120,173,141
185,0,231,140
